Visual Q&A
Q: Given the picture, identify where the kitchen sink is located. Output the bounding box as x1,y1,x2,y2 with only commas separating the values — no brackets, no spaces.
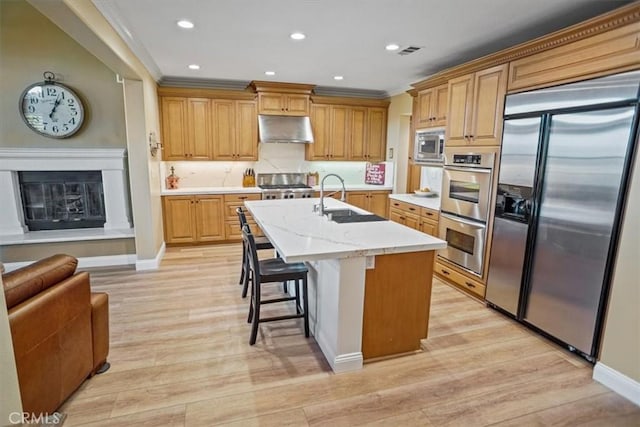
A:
323,209,387,223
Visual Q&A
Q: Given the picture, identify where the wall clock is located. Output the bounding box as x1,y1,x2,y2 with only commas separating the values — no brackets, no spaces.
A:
19,71,85,139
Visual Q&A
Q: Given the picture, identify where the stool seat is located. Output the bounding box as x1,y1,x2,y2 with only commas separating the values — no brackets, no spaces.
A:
259,258,308,282
254,236,274,251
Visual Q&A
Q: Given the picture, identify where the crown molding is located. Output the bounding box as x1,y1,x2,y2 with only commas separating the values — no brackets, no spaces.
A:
157,86,256,100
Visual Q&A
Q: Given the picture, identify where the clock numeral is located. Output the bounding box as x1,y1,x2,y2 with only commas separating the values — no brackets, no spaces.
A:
27,105,36,113
29,97,39,104
61,92,65,100
63,124,69,132
67,98,75,105
68,117,76,125
46,87,57,96
70,108,78,116
43,122,48,130
52,125,59,133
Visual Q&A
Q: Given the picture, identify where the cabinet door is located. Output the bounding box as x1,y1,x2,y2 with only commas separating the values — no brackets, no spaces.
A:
388,208,405,225
367,107,387,162
195,196,224,241
258,93,284,114
420,220,438,237
163,196,196,243
330,106,350,160
368,192,390,217
348,107,368,160
446,74,474,146
406,164,422,193
307,104,331,160
469,64,508,146
285,94,310,116
346,191,368,210
404,213,421,231
211,100,236,160
235,100,258,160
433,84,449,126
416,89,433,128
187,98,211,160
161,97,189,160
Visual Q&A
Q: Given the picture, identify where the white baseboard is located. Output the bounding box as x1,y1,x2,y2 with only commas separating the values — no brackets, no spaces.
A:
593,362,640,406
314,328,363,374
3,254,136,273
135,242,166,271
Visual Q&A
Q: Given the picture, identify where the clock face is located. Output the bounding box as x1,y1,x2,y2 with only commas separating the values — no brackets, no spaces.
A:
19,82,85,138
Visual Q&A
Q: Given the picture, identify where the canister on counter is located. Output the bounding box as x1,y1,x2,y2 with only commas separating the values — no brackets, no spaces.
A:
166,166,179,189
307,171,319,186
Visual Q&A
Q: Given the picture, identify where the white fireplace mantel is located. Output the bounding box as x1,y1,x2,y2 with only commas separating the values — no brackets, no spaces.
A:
0,147,132,237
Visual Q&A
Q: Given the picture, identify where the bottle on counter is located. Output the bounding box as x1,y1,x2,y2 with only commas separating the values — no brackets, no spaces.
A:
166,166,180,189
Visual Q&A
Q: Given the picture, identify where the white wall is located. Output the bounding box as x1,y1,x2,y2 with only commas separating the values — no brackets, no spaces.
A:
0,274,22,424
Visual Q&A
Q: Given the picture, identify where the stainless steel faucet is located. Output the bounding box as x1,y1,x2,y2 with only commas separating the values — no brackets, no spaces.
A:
317,173,346,215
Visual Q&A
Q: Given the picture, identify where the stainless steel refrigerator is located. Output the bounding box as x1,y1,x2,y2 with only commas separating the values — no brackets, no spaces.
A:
486,70,640,361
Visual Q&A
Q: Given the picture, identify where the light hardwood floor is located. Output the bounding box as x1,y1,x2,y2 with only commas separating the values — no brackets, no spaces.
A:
60,244,640,426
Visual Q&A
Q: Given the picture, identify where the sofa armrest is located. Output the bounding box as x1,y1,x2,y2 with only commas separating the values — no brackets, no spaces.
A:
90,292,109,373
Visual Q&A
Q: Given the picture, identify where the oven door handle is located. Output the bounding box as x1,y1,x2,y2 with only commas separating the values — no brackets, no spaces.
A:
440,212,487,229
443,166,492,174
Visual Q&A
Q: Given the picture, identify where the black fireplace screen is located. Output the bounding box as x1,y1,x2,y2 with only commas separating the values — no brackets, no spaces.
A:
18,171,106,231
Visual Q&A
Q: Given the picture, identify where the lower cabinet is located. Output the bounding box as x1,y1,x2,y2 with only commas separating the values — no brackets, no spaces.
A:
388,199,439,237
223,193,263,240
434,261,486,299
163,195,225,244
346,191,390,217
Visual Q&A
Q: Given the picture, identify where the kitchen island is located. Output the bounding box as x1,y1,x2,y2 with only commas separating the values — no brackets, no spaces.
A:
245,197,446,373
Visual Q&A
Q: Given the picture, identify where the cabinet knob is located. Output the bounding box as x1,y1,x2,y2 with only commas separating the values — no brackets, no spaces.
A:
465,282,476,288
441,269,450,276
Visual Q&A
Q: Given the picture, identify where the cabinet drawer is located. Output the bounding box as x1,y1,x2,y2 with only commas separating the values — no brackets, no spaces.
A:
389,200,420,215
421,207,439,221
435,261,486,298
224,193,261,203
225,220,262,240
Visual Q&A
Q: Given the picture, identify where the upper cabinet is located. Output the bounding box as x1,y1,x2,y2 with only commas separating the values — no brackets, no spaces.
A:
158,87,258,161
415,84,448,129
446,64,508,147
257,92,310,116
211,99,258,160
307,96,389,161
250,81,314,116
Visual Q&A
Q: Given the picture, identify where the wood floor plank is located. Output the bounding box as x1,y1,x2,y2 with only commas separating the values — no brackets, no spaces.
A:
55,244,640,426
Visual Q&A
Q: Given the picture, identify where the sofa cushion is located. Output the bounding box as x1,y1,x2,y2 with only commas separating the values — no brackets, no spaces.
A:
3,254,78,309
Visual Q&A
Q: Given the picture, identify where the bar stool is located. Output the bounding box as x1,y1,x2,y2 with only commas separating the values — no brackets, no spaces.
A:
236,207,274,298
242,224,310,345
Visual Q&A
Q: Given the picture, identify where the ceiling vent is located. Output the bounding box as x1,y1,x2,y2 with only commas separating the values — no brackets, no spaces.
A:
398,46,421,56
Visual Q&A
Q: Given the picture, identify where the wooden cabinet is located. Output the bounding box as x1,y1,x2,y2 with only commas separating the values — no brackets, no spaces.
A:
406,164,422,193
446,64,508,147
257,92,310,116
306,104,348,160
163,195,224,244
415,84,448,129
223,193,263,240
159,88,258,162
161,97,205,161
389,199,439,237
211,100,258,160
434,261,486,299
307,103,388,162
346,190,390,217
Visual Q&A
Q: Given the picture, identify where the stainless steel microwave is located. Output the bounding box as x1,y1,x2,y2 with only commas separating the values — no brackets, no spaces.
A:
414,128,445,164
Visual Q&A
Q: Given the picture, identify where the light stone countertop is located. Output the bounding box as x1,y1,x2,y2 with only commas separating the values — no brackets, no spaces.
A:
161,184,393,196
389,193,441,211
245,198,446,263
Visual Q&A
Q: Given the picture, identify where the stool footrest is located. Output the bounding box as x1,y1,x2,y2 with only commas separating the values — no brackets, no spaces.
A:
259,313,305,323
261,296,296,304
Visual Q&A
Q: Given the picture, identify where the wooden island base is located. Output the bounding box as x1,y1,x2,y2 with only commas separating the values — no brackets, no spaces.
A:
362,251,435,360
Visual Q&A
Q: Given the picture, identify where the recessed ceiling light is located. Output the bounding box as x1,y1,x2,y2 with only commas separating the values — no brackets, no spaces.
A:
188,64,200,70
385,43,400,51
334,76,344,81
265,71,276,76
177,20,194,29
290,32,306,40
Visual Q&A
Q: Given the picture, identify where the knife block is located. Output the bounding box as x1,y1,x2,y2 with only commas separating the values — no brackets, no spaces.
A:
242,175,255,187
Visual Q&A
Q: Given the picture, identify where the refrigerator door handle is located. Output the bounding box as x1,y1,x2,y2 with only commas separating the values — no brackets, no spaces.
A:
443,166,492,174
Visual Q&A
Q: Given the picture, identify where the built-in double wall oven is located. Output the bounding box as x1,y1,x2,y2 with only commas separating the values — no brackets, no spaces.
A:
438,147,497,276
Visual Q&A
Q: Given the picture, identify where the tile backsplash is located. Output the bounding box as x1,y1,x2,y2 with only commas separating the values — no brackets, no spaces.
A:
162,143,393,188
419,166,443,192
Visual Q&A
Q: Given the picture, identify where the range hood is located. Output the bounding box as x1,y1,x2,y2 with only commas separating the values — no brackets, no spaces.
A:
258,115,314,143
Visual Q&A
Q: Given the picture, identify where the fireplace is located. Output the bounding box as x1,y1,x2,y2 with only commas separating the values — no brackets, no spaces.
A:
0,148,132,237
19,171,106,231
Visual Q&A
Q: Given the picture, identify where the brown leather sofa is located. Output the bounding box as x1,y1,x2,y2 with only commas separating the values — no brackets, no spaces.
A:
2,254,109,415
